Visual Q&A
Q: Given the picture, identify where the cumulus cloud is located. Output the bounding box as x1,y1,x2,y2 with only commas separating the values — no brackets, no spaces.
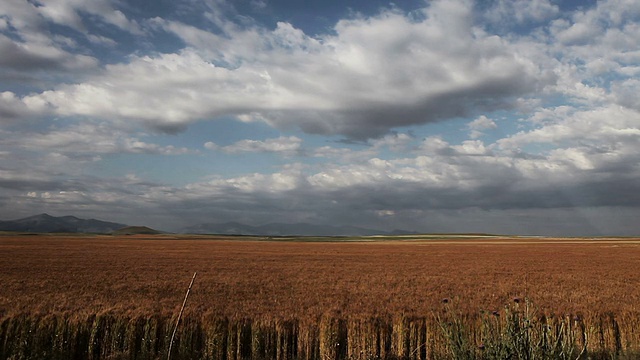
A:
34,0,141,34
0,33,98,77
19,0,553,138
368,133,414,151
204,136,302,155
0,123,191,155
177,115,639,219
0,0,140,87
0,91,40,123
611,79,640,110
3,114,639,234
553,21,600,46
0,0,141,37
548,0,640,93
130,127,639,233
29,50,271,132
484,0,559,25
467,115,497,138
312,146,378,163
497,105,640,150
310,133,413,163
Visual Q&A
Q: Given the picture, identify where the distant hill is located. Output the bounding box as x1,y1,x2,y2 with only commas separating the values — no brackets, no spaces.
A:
180,221,416,236
111,226,163,235
0,213,127,234
0,214,415,237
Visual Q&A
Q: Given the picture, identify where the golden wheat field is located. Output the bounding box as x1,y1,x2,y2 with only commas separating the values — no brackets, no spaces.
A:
1,234,640,359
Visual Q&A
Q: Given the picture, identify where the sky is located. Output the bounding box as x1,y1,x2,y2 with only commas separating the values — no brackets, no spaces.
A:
1,0,639,235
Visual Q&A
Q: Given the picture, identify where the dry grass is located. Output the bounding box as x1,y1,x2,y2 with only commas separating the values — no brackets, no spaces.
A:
1,234,639,319
1,234,640,359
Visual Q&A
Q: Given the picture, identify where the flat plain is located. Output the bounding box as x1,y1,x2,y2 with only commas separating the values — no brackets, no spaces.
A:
1,233,639,318
2,233,640,359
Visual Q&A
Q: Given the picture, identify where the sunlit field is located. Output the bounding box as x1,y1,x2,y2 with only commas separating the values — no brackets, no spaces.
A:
1,234,639,359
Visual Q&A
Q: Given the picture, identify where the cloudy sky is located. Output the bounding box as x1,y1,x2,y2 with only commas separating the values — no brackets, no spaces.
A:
1,0,639,235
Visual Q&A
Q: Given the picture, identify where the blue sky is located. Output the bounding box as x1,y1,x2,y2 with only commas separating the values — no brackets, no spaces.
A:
1,0,640,235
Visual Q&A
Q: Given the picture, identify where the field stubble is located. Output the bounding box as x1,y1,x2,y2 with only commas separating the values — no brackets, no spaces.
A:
1,234,640,359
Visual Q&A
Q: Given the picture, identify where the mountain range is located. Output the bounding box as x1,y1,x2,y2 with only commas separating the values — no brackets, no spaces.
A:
0,214,415,236
0,213,127,233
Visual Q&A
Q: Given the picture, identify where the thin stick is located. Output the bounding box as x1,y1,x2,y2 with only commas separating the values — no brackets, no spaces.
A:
167,271,197,360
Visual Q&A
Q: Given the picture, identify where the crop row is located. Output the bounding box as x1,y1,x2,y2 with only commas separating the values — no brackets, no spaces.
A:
2,304,639,360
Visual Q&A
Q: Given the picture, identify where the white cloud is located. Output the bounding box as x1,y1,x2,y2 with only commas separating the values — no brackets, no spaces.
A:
192,164,306,194
548,0,640,87
468,116,497,130
418,136,452,155
452,140,492,156
3,108,639,234
485,0,559,25
20,0,551,138
467,115,497,139
1,123,191,155
250,0,267,10
497,105,640,150
554,21,600,45
611,79,640,110
310,133,413,163
22,0,141,35
0,91,37,123
0,0,138,78
162,116,639,221
0,34,98,73
547,147,594,171
30,50,275,132
312,146,377,163
205,136,302,155
369,133,413,151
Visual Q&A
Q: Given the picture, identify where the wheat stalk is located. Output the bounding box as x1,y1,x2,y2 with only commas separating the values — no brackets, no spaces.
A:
167,271,197,360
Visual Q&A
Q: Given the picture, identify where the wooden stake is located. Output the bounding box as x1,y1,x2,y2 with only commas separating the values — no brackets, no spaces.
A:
167,271,197,360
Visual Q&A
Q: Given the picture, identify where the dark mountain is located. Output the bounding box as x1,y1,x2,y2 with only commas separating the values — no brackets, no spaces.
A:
180,221,416,236
0,213,127,233
111,226,164,235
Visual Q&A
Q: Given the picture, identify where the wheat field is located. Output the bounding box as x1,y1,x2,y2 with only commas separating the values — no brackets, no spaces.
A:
1,234,639,359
